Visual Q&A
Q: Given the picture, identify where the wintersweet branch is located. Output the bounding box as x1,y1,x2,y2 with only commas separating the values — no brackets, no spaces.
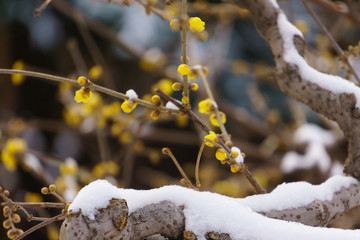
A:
0,69,179,113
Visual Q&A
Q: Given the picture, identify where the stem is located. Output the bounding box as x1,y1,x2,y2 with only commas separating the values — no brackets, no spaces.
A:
195,141,205,187
4,202,65,208
181,0,189,100
155,89,265,194
243,167,266,194
51,191,67,205
34,0,52,18
14,213,65,240
155,89,211,133
0,69,177,112
162,148,197,190
198,69,230,142
135,0,171,21
301,0,360,84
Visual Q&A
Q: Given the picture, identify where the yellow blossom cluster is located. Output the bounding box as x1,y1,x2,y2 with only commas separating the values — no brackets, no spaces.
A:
1,138,27,172
198,98,227,127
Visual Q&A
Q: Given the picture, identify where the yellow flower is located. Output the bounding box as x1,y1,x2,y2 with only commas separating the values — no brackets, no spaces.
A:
150,110,160,120
88,65,103,80
119,132,132,144
176,115,188,128
104,161,119,175
172,82,183,91
81,92,102,116
181,96,189,104
189,17,205,32
59,158,78,176
198,98,213,114
111,122,124,137
210,112,226,127
177,64,190,76
152,79,174,95
231,151,239,158
230,164,239,173
121,100,137,113
215,149,227,161
294,20,309,35
1,151,17,172
169,19,180,31
151,95,161,104
47,226,59,240
189,83,198,91
74,88,93,103
6,138,27,154
204,131,217,147
188,70,198,81
11,60,26,86
77,76,87,86
63,108,82,127
102,102,121,119
24,193,43,203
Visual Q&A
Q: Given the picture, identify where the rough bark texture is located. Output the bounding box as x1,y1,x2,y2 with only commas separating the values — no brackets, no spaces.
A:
59,200,184,240
59,183,360,239
261,183,360,226
238,0,360,179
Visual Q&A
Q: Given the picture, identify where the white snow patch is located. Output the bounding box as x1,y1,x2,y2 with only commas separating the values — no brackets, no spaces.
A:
231,146,244,164
69,176,359,239
64,175,78,202
126,89,138,101
239,175,357,212
268,0,279,8
277,13,360,108
330,161,344,176
24,153,42,173
281,124,335,173
165,101,179,110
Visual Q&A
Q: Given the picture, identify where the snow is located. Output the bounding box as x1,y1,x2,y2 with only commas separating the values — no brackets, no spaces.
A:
239,175,357,212
64,175,78,202
268,0,279,8
126,89,138,100
293,124,335,145
281,124,335,173
276,10,360,109
165,101,179,110
231,146,244,164
69,176,360,240
24,153,42,173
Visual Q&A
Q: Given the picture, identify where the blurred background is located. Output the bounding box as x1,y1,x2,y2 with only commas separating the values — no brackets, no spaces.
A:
1,0,360,239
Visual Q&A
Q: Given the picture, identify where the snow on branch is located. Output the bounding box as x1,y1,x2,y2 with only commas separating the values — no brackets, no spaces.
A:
60,177,360,240
234,0,360,179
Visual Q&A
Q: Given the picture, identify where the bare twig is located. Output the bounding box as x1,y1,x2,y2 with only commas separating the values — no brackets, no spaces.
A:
0,69,178,112
301,0,360,84
162,148,198,190
195,141,205,187
14,213,65,240
34,0,52,18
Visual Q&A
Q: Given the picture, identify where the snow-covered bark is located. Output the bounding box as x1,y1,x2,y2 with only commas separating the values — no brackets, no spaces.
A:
60,177,360,240
236,0,360,179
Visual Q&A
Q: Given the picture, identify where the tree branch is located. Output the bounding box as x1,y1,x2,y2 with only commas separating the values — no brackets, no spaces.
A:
59,178,360,239
232,0,360,179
